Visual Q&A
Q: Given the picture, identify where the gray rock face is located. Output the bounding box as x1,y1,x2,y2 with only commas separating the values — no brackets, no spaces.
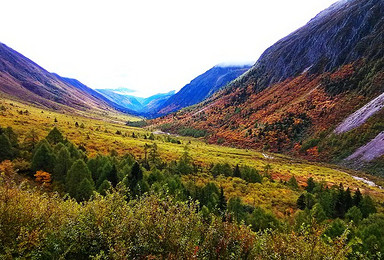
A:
232,0,384,93
346,131,384,161
335,91,384,134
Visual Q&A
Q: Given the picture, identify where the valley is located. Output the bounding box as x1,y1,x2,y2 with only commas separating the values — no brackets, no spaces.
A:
1,0,384,258
1,97,383,214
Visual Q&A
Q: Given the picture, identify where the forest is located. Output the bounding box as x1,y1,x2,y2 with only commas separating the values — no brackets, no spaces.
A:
1,123,383,259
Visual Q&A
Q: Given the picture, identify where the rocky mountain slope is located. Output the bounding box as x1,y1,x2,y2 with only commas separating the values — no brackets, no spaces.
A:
0,42,129,114
151,0,384,174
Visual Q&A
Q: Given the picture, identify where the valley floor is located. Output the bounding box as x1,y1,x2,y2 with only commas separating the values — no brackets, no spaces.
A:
1,97,383,216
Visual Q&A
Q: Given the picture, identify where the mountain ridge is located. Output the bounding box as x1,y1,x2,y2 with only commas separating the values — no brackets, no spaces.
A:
0,42,133,114
150,0,384,174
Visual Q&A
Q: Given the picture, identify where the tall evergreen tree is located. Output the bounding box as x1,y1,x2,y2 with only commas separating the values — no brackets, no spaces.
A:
297,194,306,210
305,177,316,193
3,127,18,149
46,127,64,145
107,164,119,187
129,161,143,194
31,140,55,173
359,196,377,218
148,143,162,169
53,146,73,183
76,178,95,201
233,164,241,178
23,129,39,152
0,133,13,162
176,148,193,175
227,197,247,223
345,187,353,211
218,186,227,214
334,183,346,218
98,180,112,196
353,188,363,206
66,159,94,199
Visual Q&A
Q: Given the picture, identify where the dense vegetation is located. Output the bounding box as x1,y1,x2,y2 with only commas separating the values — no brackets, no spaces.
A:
0,124,383,259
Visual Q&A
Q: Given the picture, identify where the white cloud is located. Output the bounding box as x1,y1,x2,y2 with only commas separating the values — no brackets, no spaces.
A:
0,0,338,97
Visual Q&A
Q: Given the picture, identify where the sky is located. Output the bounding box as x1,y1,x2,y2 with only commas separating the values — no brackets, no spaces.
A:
1,0,338,97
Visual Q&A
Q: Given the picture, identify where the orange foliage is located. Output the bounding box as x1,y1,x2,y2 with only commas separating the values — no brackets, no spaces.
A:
306,146,319,158
34,171,51,186
150,63,370,157
0,160,15,176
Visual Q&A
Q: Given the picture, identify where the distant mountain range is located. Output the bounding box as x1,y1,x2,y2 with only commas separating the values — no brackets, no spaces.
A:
150,0,384,173
95,65,251,117
95,89,175,115
156,65,251,116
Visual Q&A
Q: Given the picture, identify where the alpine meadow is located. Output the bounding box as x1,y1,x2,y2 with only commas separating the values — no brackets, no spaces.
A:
1,0,384,259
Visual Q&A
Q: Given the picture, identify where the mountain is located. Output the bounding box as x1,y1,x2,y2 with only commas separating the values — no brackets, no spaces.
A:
95,89,175,115
139,90,175,113
96,89,144,112
150,0,384,173
156,65,251,115
0,42,131,114
95,64,250,118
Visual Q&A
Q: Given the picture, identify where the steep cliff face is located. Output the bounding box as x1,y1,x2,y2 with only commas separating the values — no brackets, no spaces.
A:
228,0,384,95
151,0,384,170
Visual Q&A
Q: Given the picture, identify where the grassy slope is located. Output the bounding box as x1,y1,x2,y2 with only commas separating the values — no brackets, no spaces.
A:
1,97,383,218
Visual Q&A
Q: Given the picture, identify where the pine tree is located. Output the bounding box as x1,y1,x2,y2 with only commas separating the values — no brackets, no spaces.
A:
311,203,326,224
176,148,193,175
0,133,13,162
107,164,119,187
297,194,306,210
46,127,64,145
66,159,94,199
334,183,346,218
130,161,143,194
31,140,55,173
359,195,377,218
345,187,353,211
3,127,18,149
233,164,241,178
227,197,246,223
305,177,316,193
23,129,39,151
353,188,363,206
66,141,82,160
288,176,299,190
98,179,111,196
345,206,362,225
76,178,95,201
53,146,72,183
218,186,227,214
148,143,162,169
